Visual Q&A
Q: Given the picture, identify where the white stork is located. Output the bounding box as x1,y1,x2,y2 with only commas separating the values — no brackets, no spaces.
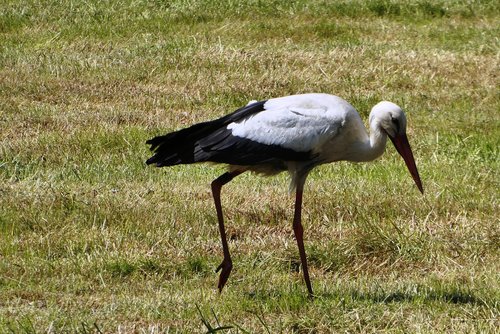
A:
146,93,423,296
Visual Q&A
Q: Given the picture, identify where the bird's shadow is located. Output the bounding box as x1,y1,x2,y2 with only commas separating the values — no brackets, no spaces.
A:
337,287,483,305
243,284,486,307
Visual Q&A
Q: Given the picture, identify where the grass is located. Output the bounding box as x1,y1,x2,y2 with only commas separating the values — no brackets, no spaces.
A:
1,0,499,332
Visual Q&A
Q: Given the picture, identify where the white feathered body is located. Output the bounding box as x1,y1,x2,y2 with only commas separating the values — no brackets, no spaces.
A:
147,93,388,188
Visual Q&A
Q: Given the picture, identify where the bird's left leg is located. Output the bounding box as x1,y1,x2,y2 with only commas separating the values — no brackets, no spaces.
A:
292,185,314,297
211,170,243,292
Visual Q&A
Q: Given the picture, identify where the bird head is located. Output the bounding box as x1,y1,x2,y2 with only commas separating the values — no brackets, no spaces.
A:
370,101,424,194
370,101,407,138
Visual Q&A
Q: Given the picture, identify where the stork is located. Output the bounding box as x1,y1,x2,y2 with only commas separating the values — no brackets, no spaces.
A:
146,93,423,296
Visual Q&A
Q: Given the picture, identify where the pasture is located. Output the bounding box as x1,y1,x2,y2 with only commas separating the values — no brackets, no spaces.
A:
1,0,499,332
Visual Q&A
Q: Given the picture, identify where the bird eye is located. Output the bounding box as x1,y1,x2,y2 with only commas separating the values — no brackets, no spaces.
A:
391,117,400,133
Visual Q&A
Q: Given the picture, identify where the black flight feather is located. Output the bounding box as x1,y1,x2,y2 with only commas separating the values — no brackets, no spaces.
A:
146,100,313,168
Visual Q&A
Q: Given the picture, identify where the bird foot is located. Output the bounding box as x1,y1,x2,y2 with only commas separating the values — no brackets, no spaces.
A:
215,258,232,292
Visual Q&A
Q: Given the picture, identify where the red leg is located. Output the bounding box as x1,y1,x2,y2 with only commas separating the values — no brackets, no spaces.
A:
211,170,243,292
293,187,314,296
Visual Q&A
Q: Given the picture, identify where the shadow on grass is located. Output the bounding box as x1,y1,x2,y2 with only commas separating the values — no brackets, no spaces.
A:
244,283,488,307
346,287,483,305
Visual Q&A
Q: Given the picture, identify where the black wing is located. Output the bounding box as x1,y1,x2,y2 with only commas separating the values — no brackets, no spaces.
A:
146,100,313,167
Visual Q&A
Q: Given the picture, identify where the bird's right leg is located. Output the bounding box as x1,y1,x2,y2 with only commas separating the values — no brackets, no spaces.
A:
293,184,314,297
211,170,243,292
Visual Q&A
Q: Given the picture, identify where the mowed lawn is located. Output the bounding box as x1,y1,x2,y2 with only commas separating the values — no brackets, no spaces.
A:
1,0,499,332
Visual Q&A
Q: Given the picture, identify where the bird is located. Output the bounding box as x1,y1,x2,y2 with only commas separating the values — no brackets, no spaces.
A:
146,93,423,296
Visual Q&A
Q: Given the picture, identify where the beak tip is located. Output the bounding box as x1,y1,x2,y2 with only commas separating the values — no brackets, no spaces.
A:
414,177,424,195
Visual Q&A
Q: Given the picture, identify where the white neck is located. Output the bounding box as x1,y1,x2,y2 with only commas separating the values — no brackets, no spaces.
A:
355,123,387,162
370,125,388,160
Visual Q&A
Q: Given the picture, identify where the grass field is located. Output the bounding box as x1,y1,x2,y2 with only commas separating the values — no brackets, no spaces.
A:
1,0,499,332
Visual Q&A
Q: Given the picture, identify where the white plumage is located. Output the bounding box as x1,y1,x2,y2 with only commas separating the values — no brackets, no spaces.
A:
228,94,349,153
147,93,424,296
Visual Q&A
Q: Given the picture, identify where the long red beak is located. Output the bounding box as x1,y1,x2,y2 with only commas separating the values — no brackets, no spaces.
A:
389,133,424,194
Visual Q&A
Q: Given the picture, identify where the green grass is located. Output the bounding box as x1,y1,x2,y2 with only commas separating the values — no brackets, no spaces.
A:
1,0,499,332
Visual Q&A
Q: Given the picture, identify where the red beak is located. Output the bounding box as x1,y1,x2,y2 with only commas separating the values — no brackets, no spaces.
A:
389,133,424,194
